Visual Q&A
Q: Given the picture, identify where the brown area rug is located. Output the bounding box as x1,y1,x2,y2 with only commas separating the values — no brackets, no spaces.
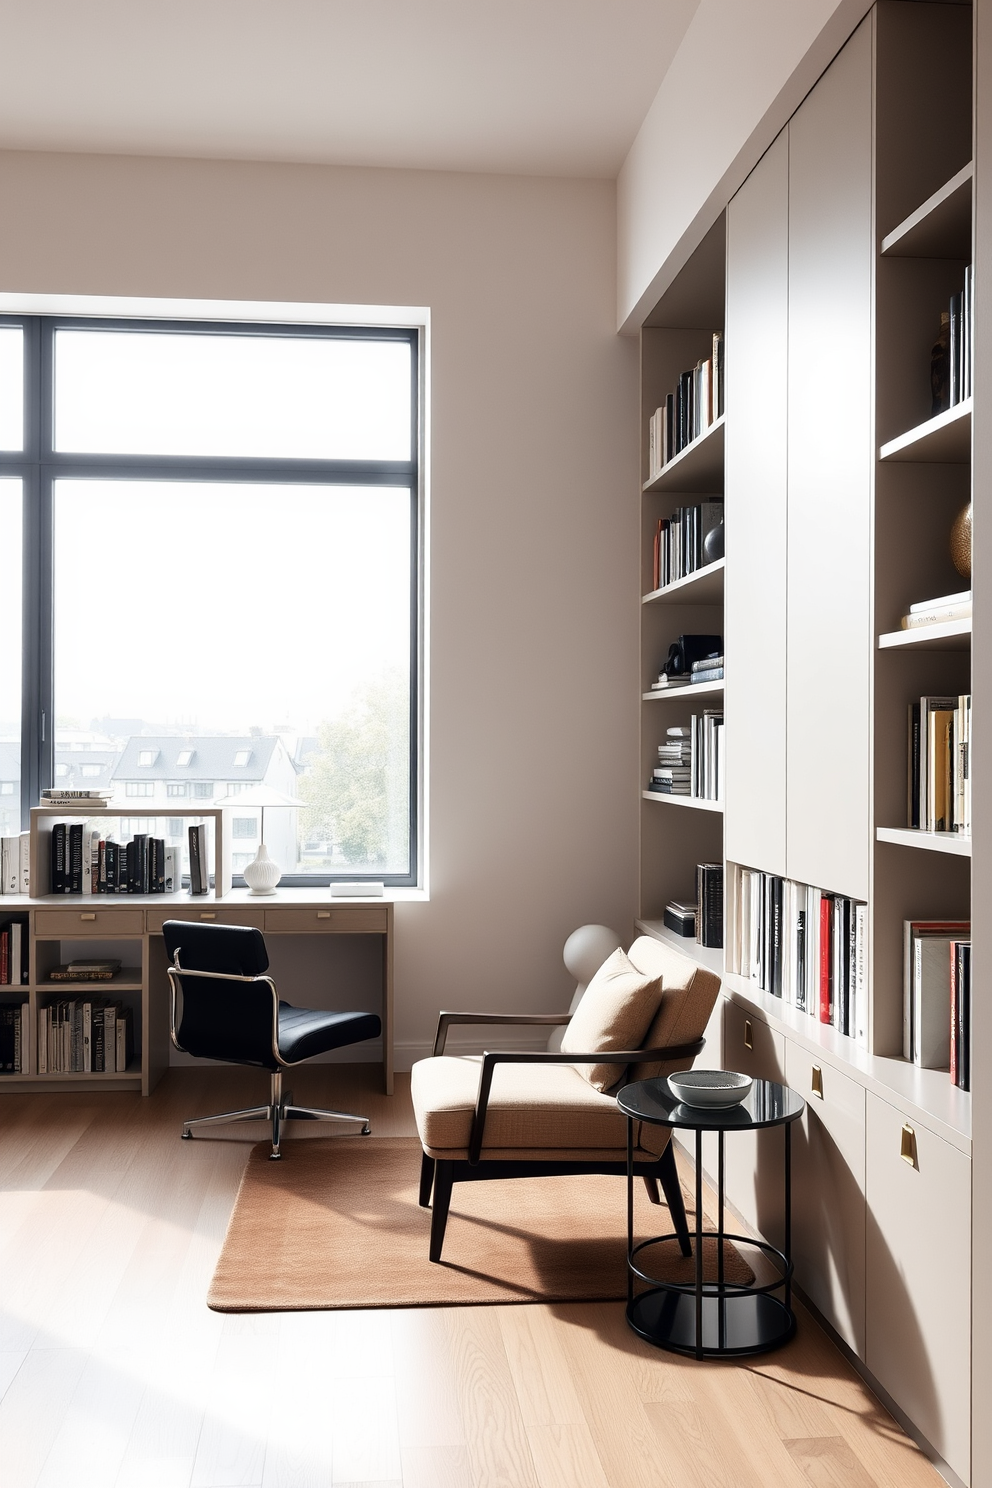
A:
209,1137,754,1312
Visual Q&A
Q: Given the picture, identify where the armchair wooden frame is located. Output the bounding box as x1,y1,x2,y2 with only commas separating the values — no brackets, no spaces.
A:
419,1009,705,1263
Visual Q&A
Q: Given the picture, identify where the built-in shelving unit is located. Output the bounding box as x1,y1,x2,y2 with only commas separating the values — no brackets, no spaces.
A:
880,398,971,462
877,616,971,649
641,680,724,703
641,791,723,813
641,557,724,606
881,160,973,258
641,414,725,495
876,825,972,857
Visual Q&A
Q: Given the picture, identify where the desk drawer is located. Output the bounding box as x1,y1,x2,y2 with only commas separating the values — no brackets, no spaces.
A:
146,907,265,933
35,907,145,937
265,907,388,934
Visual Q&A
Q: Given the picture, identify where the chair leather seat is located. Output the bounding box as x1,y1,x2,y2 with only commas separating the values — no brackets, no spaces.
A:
277,1004,381,1065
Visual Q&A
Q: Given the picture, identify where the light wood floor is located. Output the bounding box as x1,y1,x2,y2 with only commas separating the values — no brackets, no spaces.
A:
0,1066,946,1488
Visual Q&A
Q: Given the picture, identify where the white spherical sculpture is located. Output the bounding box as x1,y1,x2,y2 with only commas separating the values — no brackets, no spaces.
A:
547,923,623,1050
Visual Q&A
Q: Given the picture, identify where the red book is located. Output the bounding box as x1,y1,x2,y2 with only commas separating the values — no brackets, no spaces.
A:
819,896,833,1024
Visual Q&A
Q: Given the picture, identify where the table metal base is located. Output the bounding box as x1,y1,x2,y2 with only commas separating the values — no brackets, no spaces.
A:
628,1284,797,1358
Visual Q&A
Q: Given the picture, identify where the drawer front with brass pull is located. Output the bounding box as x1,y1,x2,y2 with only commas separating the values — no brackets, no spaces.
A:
265,908,388,934
145,908,264,934
722,1002,784,1081
35,908,145,937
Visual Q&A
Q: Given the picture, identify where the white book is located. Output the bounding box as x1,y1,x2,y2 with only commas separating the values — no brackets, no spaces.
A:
781,880,794,1008
738,867,751,978
37,1007,47,1074
913,937,953,1069
748,870,761,986
806,886,821,1021
1,837,18,895
104,1005,117,1070
854,903,868,1049
18,832,30,895
10,921,22,986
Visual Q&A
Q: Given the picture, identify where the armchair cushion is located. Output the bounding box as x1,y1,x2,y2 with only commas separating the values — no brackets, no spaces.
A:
559,946,663,1091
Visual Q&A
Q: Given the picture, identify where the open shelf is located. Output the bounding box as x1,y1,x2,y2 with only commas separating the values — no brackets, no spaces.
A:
879,399,971,463
39,972,144,992
881,161,972,258
642,415,725,495
722,971,970,1147
642,679,724,702
642,791,723,813
635,919,723,977
878,617,971,650
876,825,971,857
642,558,725,606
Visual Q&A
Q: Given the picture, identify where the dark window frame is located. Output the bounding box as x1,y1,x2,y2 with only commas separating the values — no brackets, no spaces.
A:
0,314,421,888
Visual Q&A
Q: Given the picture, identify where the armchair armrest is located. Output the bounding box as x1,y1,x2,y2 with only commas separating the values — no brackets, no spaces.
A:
431,1009,572,1057
467,1037,705,1164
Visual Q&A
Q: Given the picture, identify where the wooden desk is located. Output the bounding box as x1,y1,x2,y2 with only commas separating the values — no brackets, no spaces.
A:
0,889,397,1096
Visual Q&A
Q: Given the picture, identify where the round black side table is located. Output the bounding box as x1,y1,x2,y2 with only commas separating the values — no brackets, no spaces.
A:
616,1076,805,1360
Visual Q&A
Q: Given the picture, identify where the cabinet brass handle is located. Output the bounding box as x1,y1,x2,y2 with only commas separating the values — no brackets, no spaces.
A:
317,911,331,919
199,912,216,921
80,913,96,922
901,1123,917,1168
743,1019,753,1050
811,1065,824,1099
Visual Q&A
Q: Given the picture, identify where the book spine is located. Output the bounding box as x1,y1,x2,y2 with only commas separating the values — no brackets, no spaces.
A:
819,897,832,1023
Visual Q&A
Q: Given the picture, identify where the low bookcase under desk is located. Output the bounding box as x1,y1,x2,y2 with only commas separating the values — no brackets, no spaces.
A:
0,890,396,1097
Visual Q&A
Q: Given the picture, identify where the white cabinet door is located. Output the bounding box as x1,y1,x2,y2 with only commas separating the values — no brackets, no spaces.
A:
721,1001,788,1247
865,1091,971,1482
786,17,873,902
785,1041,866,1355
725,129,789,879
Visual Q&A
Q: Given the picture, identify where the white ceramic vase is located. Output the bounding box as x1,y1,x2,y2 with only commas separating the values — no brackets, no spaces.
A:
243,842,281,896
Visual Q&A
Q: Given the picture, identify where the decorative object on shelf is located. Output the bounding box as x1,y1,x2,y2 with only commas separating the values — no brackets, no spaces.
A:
702,518,724,564
950,500,972,579
243,841,281,896
666,1069,753,1109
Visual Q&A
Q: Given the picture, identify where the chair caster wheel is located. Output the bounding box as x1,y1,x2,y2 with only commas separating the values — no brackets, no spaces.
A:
361,1125,371,1135
181,1131,193,1140
268,1150,282,1160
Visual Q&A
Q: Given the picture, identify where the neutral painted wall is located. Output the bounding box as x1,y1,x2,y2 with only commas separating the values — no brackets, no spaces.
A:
616,0,874,332
0,149,639,1066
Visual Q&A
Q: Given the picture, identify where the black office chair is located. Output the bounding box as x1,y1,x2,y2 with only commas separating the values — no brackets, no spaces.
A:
163,920,382,1159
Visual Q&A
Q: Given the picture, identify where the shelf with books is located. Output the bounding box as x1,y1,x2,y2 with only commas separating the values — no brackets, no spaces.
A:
28,805,232,899
881,161,973,259
642,558,725,607
641,791,723,814
642,679,724,702
642,413,725,496
879,397,971,463
876,825,971,857
878,617,971,650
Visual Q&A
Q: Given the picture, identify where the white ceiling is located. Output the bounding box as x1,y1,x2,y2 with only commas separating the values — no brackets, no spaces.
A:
0,0,699,178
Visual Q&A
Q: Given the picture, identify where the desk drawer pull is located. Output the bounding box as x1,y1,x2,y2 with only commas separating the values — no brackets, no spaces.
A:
80,913,96,922
901,1123,917,1168
199,912,216,921
743,1019,753,1051
811,1065,824,1099
316,911,332,920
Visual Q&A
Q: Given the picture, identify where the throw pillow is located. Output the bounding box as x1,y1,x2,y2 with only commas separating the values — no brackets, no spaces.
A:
560,946,664,1092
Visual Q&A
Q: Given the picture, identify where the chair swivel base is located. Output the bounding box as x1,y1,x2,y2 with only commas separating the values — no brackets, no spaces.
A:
180,1069,372,1157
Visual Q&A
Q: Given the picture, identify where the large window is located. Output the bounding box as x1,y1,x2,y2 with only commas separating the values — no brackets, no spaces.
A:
0,316,421,886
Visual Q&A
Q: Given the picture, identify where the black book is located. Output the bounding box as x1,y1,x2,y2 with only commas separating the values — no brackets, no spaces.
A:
188,825,201,895
68,822,84,894
949,291,961,406
769,877,783,997
124,842,133,894
908,702,921,829
678,369,693,452
957,942,971,1092
105,841,117,893
151,838,165,894
51,822,67,894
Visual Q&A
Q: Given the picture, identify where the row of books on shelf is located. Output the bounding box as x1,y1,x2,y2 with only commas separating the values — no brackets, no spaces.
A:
647,715,724,801
38,999,134,1074
899,587,971,632
904,920,970,1089
51,824,183,894
930,265,972,415
650,502,723,591
0,918,28,985
731,866,868,1048
646,333,724,479
0,1001,29,1072
909,693,970,835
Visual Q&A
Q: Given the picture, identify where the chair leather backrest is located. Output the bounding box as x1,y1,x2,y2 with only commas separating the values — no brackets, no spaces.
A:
162,920,277,1069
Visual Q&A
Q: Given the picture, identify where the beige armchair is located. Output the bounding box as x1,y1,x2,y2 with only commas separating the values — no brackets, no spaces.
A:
411,934,721,1262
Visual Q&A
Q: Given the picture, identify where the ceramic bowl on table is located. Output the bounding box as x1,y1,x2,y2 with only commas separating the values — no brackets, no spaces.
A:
666,1070,753,1109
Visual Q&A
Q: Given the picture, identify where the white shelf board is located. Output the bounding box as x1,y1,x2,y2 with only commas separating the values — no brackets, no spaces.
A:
879,399,971,463
642,558,725,607
876,826,972,857
878,616,971,650
881,161,973,258
642,415,725,495
721,971,971,1148
642,679,724,702
642,791,723,814
636,919,724,977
